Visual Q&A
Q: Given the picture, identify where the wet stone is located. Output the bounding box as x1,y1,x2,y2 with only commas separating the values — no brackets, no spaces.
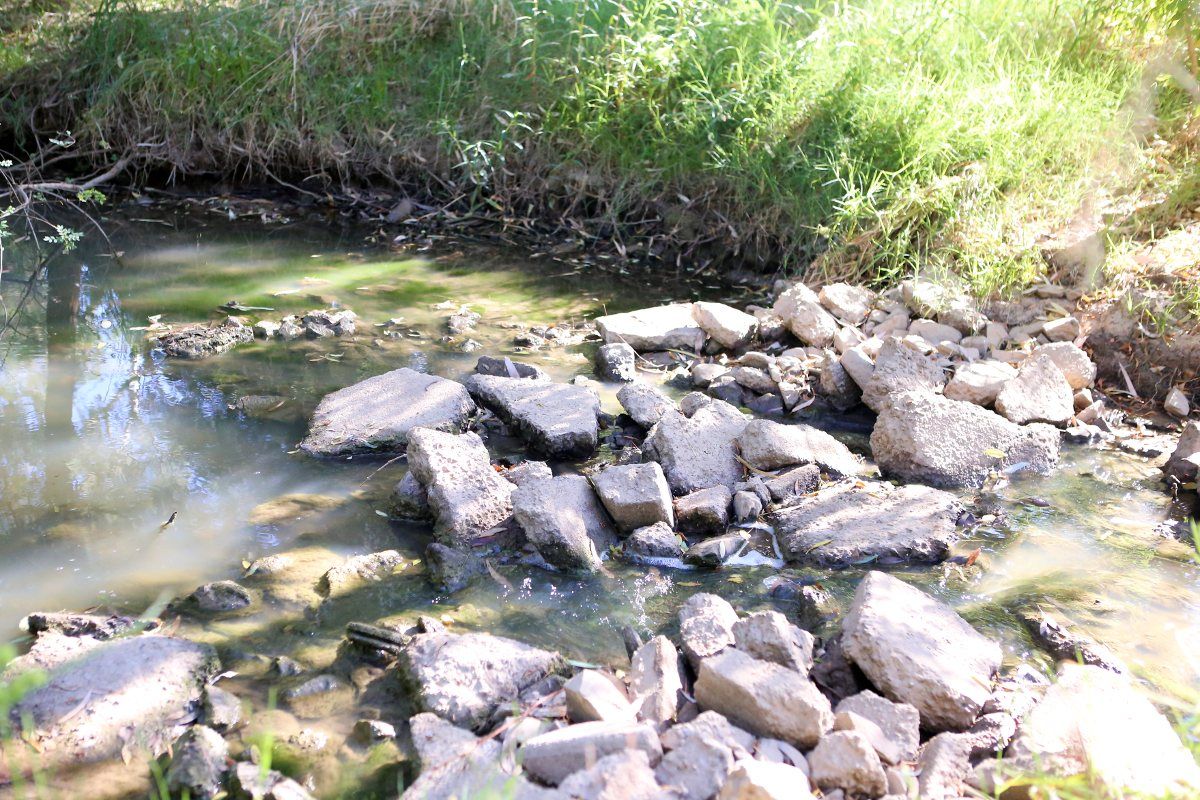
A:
622,521,683,564
684,531,750,567
596,342,638,381
407,429,515,547
424,543,485,592
391,471,431,521
156,318,253,359
166,725,229,800
188,580,253,613
466,374,600,458
675,485,731,535
474,354,547,380
203,685,243,732
22,611,149,640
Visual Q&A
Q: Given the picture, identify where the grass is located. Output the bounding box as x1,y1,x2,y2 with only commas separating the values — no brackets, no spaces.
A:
0,0,1197,293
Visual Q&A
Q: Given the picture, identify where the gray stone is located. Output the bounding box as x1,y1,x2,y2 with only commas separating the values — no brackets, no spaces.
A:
407,429,515,547
691,362,729,388
512,475,619,572
870,390,1060,488
156,319,254,359
731,366,777,395
842,572,1001,732
1042,315,1081,341
732,610,814,673
694,649,833,749
282,674,353,719
679,391,713,416
353,719,397,744
731,490,763,522
1031,341,1095,390
21,611,149,640
834,711,901,765
915,732,972,800
693,301,758,349
425,543,485,592
398,632,563,731
301,368,475,457
808,731,888,798
839,345,876,389
520,721,663,785
718,760,815,799
474,355,547,380
618,381,676,429
1018,609,1126,673
629,636,688,727
835,691,920,762
679,593,738,669
994,352,1074,425
943,360,1017,406
735,419,861,476
774,283,839,347
188,580,253,613
302,308,357,337
655,734,736,799
596,342,638,381
566,670,636,724
660,711,755,755
622,522,684,564
1166,386,1191,418
685,532,751,567
591,463,674,532
167,725,229,800
817,355,862,411
763,464,821,503
859,338,945,413
558,750,662,800
392,471,432,521
1165,421,1200,482
203,685,243,732
772,479,963,566
317,550,404,598
596,303,706,352
819,283,874,325
233,762,316,800
502,460,554,486
675,485,731,535
909,318,962,345
466,374,600,458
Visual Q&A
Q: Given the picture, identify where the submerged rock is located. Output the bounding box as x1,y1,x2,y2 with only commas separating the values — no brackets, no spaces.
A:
316,550,404,598
156,319,253,359
300,368,475,457
188,580,254,613
407,429,514,547
870,390,1060,488
644,399,748,494
1018,609,1126,674
735,418,862,476
398,632,563,732
166,725,229,800
466,374,600,458
771,480,963,566
424,542,486,592
842,572,1001,732
595,303,706,352
512,475,619,572
521,720,664,786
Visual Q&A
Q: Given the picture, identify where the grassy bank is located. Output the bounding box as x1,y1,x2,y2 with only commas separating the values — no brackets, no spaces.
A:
1,0,1197,293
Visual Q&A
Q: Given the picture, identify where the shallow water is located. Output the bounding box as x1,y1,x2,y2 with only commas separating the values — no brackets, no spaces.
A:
2,204,1199,791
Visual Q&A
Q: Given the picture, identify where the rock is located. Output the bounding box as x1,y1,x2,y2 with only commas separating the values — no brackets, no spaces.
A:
998,663,1200,797
282,674,353,719
916,732,972,800
425,543,485,591
512,475,619,572
7,634,217,771
317,550,404,598
1018,609,1126,673
302,308,357,337
520,721,663,785
254,319,280,338
835,691,920,762
596,304,706,352
731,490,763,522
693,301,759,349
558,750,663,800
993,352,1074,425
166,725,229,800
675,485,731,535
596,342,638,381
22,611,148,640
618,381,676,428
833,711,901,765
685,532,751,567
839,345,876,389
718,759,815,800
622,522,684,564
629,636,688,727
403,713,550,800
694,649,833,748
1042,315,1081,341
233,762,316,800
655,734,736,799
943,360,1017,406
817,355,862,411
466,374,600,458
771,480,963,566
734,419,861,476
679,593,739,669
808,731,888,798
407,429,514,547
392,472,432,521
447,308,481,335
763,464,821,503
591,462,674,532
841,572,1001,731
792,583,840,631
203,685,243,732
277,316,303,340
909,319,962,345
398,632,563,731
870,390,1060,488
1166,386,1191,418
645,400,748,493
860,339,945,413
1031,341,1095,390
774,283,840,347
819,283,874,325
566,670,636,724
188,580,253,613
503,460,554,486
732,610,814,673
352,719,397,745
300,368,474,457
474,355,548,380
1166,421,1200,482
728,366,774,396
156,319,254,359
691,362,729,388
661,711,755,754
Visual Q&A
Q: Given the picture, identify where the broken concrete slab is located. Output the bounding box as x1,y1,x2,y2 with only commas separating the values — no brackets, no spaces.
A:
407,429,515,547
596,304,706,352
512,475,619,572
466,374,600,458
644,400,748,494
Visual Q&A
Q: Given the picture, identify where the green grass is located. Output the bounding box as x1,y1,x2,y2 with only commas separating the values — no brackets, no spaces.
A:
0,0,1193,292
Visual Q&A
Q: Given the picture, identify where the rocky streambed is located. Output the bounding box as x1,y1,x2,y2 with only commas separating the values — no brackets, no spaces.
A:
3,213,1200,800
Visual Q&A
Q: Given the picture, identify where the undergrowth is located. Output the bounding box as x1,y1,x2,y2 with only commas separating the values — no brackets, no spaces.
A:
0,0,1197,292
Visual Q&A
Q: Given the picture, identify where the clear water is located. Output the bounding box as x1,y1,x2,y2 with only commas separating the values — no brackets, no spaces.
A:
2,205,1198,793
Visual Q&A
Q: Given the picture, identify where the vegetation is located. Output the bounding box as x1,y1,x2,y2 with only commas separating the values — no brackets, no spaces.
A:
1,0,1199,293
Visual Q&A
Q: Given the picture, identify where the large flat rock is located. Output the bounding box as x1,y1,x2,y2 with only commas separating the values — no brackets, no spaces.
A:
870,390,1060,488
595,303,706,352
398,632,563,732
842,572,1001,732
406,429,514,547
466,374,600,458
771,480,964,566
512,475,619,572
301,368,475,457
644,399,748,494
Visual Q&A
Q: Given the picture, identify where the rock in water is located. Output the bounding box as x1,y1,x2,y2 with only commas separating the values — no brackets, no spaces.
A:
595,303,707,352
156,319,253,359
300,368,475,457
870,390,1060,488
841,572,1001,732
1165,421,1200,482
166,725,229,800
398,632,563,732
511,475,619,572
692,301,758,349
406,429,514,547
993,352,1074,425
6,634,218,771
596,342,638,381
590,462,674,532
617,381,676,428
644,400,748,494
994,663,1200,797
771,480,963,566
735,418,862,476
466,374,600,458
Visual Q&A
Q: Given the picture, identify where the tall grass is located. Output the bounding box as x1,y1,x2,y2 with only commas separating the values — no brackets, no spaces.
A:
0,0,1187,289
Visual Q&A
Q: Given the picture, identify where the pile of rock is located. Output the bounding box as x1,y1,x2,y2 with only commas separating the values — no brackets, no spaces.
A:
154,307,358,359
